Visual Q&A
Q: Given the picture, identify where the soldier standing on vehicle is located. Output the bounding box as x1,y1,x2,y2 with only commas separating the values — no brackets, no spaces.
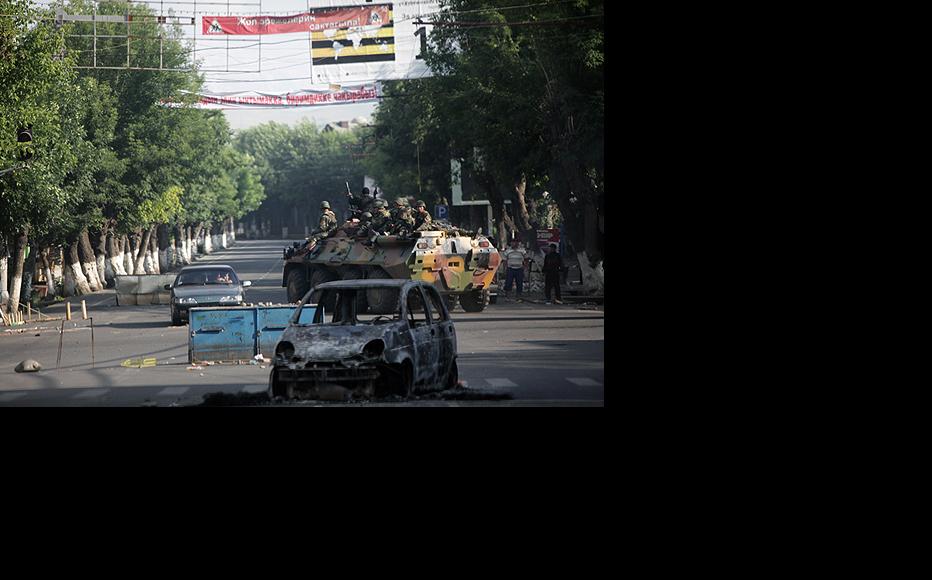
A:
347,186,375,217
306,200,338,247
412,200,433,232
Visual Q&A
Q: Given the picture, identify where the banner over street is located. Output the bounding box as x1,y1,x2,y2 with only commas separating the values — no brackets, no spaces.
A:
202,5,391,36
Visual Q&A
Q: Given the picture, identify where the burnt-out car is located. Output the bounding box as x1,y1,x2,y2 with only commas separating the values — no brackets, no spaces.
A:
269,279,458,400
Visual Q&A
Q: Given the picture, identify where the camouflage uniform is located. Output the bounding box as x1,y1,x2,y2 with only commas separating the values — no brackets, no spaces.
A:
369,200,392,234
347,187,375,217
356,211,374,237
412,200,433,232
307,201,338,246
389,198,415,236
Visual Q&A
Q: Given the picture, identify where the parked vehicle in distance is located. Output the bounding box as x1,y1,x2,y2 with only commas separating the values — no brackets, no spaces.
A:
269,279,458,400
165,264,252,325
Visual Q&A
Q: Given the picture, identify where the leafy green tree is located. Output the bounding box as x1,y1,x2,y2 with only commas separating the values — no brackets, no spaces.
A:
1,0,80,310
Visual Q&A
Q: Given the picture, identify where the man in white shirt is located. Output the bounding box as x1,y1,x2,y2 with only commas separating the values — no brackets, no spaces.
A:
501,239,528,299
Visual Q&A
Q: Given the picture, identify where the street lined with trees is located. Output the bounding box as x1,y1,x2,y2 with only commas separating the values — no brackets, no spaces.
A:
1,0,264,316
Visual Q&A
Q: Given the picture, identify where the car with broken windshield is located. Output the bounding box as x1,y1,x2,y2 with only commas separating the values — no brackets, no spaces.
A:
269,279,458,400
166,264,251,325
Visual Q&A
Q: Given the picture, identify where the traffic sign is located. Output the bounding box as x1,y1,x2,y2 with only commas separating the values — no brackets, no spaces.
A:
435,204,448,219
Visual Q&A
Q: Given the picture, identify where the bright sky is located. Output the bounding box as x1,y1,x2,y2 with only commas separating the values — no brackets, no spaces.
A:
36,0,442,130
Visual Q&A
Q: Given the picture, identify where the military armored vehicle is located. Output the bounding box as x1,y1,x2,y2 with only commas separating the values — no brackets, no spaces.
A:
282,220,501,312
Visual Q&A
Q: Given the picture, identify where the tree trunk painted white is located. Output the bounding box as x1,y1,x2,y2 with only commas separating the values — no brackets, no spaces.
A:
160,248,172,272
43,262,57,297
577,251,604,295
146,229,159,274
221,231,228,249
79,229,101,292
123,235,135,275
0,255,9,312
63,261,77,297
134,228,152,274
95,226,110,288
97,253,108,287
204,232,214,254
82,260,101,291
71,262,92,295
67,241,92,296
8,231,28,313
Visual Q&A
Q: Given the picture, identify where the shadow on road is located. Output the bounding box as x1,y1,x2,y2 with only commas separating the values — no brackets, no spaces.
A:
107,321,173,329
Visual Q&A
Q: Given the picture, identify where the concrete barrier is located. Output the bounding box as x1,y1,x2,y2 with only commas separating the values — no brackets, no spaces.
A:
114,274,177,306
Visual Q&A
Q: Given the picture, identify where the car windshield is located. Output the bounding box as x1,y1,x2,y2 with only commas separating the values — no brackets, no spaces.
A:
292,287,402,325
175,269,236,286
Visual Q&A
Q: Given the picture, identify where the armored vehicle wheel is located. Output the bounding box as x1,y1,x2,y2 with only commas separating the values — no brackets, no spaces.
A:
444,294,458,312
459,289,490,312
286,268,310,303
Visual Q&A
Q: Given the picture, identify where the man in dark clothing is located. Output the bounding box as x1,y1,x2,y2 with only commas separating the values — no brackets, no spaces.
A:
542,243,564,304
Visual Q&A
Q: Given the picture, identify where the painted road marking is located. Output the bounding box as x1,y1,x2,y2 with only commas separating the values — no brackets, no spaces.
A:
485,378,518,388
158,387,190,396
566,378,602,387
0,392,28,402
73,388,110,399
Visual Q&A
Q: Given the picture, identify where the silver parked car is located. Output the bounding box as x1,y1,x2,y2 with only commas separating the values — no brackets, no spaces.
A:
269,279,458,400
165,264,252,325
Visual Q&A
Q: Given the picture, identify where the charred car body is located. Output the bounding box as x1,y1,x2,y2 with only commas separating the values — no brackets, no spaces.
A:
269,279,458,400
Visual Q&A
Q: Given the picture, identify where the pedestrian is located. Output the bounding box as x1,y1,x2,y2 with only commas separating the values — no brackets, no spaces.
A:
542,242,563,304
501,239,528,299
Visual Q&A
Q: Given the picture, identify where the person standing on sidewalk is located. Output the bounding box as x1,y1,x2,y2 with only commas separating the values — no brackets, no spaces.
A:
542,243,564,304
501,239,528,299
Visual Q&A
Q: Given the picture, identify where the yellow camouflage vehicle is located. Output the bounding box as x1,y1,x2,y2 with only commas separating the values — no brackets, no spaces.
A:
282,220,501,312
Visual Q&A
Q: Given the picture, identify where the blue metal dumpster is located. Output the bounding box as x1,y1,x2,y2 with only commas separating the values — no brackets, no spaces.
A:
188,304,318,363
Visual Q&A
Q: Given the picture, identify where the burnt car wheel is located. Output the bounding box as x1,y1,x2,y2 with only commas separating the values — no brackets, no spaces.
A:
459,289,490,312
269,368,287,399
286,268,310,303
400,361,414,396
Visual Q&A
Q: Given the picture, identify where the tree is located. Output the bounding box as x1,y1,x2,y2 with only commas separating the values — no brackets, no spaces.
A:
1,0,80,311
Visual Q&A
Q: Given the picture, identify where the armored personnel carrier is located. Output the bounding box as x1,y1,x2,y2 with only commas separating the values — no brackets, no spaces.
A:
282,220,501,312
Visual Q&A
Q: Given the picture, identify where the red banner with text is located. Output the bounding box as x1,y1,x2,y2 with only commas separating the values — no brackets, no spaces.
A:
202,5,391,35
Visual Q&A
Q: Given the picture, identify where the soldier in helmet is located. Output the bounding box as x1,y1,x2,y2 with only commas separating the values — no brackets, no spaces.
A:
412,199,433,232
306,200,338,247
369,199,392,234
356,211,374,237
389,197,415,236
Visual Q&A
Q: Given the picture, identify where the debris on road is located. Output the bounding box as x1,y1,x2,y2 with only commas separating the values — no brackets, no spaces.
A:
14,359,42,373
187,365,204,371
122,357,157,368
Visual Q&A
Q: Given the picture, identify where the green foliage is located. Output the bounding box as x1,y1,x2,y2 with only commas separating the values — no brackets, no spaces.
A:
0,0,79,240
234,121,362,219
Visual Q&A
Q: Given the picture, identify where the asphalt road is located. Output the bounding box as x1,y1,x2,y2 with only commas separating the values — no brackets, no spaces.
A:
0,240,604,406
